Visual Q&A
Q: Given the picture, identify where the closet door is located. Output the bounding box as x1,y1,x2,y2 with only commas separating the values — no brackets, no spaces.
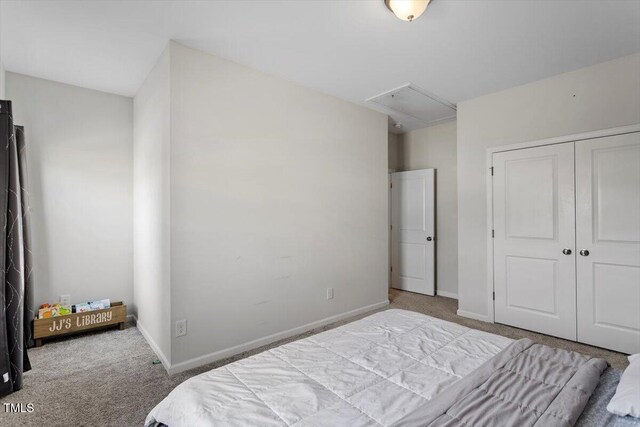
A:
576,132,640,354
493,143,576,340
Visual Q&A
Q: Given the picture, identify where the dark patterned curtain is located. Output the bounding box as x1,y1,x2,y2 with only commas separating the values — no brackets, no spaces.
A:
16,126,35,351
0,100,33,397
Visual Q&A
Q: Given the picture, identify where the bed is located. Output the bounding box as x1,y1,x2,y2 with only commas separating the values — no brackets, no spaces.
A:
145,309,618,427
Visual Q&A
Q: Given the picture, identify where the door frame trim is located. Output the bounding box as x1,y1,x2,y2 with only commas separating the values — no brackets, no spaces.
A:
484,124,640,324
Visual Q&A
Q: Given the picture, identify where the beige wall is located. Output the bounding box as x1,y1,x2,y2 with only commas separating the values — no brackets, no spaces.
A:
457,53,640,320
133,47,172,365
169,42,389,367
0,62,5,99
0,57,4,99
7,73,133,310
0,2,4,99
388,133,402,171
399,121,458,298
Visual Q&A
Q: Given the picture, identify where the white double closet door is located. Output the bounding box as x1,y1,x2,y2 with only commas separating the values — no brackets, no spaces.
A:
493,132,640,354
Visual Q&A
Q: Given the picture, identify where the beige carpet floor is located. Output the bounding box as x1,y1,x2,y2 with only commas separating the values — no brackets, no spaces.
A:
0,289,629,426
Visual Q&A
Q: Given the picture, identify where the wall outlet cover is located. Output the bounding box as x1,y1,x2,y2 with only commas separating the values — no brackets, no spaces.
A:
326,288,334,300
60,295,71,307
175,319,187,337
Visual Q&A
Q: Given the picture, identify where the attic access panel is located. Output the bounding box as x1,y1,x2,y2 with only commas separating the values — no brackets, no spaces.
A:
367,84,456,126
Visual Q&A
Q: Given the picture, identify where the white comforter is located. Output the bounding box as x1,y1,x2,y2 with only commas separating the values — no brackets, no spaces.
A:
145,309,513,427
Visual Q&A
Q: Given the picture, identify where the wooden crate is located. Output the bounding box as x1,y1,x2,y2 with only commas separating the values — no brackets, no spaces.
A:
33,301,126,346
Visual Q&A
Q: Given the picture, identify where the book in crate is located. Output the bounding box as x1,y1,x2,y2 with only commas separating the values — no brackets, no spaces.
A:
33,301,126,346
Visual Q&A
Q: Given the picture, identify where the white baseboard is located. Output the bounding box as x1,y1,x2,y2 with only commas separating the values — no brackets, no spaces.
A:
133,315,171,373
457,309,492,323
167,300,390,375
436,290,458,300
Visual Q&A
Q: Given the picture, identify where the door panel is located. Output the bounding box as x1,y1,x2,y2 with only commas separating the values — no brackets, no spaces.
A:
493,143,576,340
505,256,558,315
398,243,427,280
391,170,435,295
576,132,640,354
505,156,557,240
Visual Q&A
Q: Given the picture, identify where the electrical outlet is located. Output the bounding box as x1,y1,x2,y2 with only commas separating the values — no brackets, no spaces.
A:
60,295,71,307
175,319,187,337
326,287,334,300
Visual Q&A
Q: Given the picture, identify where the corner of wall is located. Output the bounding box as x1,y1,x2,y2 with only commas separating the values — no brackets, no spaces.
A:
133,315,171,372
133,43,173,366
456,309,491,323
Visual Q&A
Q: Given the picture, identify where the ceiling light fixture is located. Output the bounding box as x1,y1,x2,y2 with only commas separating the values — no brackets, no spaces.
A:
384,0,431,22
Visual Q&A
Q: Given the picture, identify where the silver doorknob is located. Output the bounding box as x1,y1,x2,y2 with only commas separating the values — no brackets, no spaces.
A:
580,249,590,256
426,236,433,242
562,248,572,255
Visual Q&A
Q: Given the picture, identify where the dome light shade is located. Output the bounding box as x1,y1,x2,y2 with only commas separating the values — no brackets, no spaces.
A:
385,0,431,22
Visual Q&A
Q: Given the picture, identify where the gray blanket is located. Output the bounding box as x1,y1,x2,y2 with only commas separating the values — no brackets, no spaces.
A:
393,338,608,427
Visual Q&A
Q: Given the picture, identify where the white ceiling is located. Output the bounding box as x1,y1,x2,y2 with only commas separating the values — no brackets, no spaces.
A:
2,0,639,133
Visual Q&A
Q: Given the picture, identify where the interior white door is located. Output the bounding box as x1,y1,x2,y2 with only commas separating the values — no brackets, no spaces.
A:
493,143,577,340
391,169,435,295
576,132,640,354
